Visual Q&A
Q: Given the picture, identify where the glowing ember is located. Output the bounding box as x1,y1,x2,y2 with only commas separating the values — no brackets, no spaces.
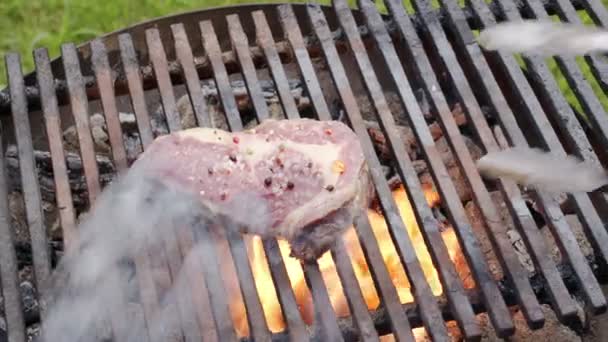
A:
228,183,471,339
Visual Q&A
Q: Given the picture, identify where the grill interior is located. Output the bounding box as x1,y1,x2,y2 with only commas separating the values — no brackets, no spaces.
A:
1,0,608,341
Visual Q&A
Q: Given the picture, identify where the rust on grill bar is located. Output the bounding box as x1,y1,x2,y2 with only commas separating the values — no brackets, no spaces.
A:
2,1,608,342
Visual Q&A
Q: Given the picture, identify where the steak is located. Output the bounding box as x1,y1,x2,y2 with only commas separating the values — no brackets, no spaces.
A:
131,118,373,261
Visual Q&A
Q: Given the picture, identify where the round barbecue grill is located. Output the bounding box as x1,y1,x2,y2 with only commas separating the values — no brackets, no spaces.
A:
1,0,608,341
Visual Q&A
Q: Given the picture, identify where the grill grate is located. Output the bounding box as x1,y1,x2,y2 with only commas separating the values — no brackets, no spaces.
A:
1,0,608,341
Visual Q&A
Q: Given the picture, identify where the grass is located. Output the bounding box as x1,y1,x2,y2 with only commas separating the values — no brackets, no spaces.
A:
0,0,607,116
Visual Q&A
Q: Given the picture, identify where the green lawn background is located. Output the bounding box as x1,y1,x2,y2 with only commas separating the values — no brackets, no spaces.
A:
1,0,607,114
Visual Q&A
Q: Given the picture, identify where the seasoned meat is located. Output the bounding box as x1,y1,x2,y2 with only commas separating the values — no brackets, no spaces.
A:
132,118,372,261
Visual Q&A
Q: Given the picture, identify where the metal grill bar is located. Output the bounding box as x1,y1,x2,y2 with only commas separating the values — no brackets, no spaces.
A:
330,238,380,341
33,49,78,252
117,33,165,342
199,19,278,341
5,54,52,321
146,29,181,132
149,26,246,341
214,11,347,340
277,5,417,340
225,229,273,341
451,0,607,315
581,0,608,28
118,34,155,146
0,0,594,117
0,122,25,342
174,226,220,342
191,224,238,341
551,0,608,92
522,0,608,152
91,39,129,172
577,0,608,111
168,24,228,342
226,17,310,341
3,2,608,342
201,21,243,132
404,0,586,321
277,5,333,122
261,239,309,341
332,0,485,339
448,0,608,314
161,225,202,342
274,10,417,338
252,9,380,341
381,0,556,327
227,15,271,122
306,3,451,340
171,23,211,128
63,43,122,341
89,38,147,342
334,1,509,338
61,45,102,203
136,30,190,342
252,11,300,121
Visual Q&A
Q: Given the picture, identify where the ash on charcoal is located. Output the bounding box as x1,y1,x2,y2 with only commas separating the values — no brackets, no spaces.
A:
176,94,197,129
356,92,409,126
479,305,580,341
5,145,116,211
8,191,30,244
118,112,138,131
36,165,271,342
405,297,590,340
365,102,476,203
20,281,40,325
150,78,312,135
6,191,58,251
464,191,533,280
540,214,594,265
27,323,40,342
366,120,417,162
413,88,432,120
123,131,143,164
62,111,145,165
0,316,6,336
416,135,483,204
63,113,111,154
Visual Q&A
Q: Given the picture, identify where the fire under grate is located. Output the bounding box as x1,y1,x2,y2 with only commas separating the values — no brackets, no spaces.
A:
1,0,608,341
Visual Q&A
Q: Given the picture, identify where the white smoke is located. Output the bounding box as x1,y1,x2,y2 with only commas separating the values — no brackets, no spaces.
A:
36,162,269,342
476,147,608,194
477,19,608,56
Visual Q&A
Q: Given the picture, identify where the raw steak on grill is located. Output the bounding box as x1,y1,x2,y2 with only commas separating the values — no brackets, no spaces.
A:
131,118,373,261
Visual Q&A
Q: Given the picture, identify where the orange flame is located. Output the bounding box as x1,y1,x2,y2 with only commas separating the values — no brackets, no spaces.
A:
228,184,470,339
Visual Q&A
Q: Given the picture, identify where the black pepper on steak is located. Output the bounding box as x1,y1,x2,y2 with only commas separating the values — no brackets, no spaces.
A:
264,177,272,187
